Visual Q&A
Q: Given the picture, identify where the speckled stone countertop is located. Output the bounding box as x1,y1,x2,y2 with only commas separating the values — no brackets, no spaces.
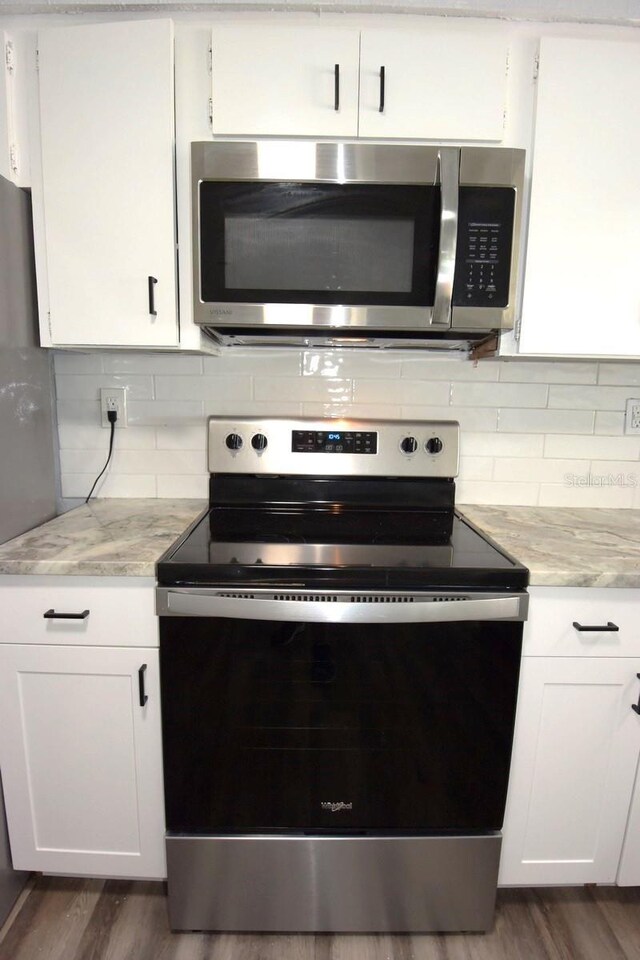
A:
0,499,206,577
0,499,639,587
460,505,640,589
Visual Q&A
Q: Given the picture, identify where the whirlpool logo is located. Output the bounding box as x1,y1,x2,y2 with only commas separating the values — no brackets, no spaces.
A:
321,801,353,812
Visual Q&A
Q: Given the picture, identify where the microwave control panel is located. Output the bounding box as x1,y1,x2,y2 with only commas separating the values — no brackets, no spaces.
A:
452,187,515,308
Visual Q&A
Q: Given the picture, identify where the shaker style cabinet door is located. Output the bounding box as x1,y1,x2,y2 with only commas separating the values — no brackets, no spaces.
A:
0,644,166,878
37,20,178,347
358,24,509,141
210,25,359,137
618,673,640,885
499,656,640,886
519,37,640,357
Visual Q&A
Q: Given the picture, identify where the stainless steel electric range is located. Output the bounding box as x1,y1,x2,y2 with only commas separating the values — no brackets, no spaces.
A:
156,417,529,934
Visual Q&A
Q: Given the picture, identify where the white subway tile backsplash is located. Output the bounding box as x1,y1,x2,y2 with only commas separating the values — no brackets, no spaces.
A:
354,379,450,405
493,458,590,483
52,352,640,507
451,382,548,408
303,351,402,379
400,359,500,381
457,481,539,506
498,408,595,434
157,475,209,499
127,400,205,426
53,351,104,375
56,374,154,401
498,361,598,384
461,433,545,458
255,377,353,403
61,473,157,499
548,385,632,411
102,353,204,376
544,435,640,461
401,406,499,432
598,363,640,386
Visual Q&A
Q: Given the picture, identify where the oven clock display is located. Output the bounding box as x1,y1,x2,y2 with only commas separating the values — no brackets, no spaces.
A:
292,430,378,454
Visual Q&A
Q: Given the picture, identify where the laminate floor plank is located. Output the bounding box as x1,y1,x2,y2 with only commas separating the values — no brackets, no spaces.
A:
3,879,640,960
0,877,104,960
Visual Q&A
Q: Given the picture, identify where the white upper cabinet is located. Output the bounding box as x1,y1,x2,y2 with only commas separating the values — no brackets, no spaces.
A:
358,25,509,141
210,25,360,138
37,20,178,348
519,37,640,358
209,21,508,142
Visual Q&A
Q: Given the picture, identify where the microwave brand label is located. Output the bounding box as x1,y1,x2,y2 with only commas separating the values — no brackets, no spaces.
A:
209,307,233,316
321,801,353,812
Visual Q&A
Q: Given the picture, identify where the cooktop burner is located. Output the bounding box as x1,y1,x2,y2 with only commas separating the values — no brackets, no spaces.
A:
156,416,529,592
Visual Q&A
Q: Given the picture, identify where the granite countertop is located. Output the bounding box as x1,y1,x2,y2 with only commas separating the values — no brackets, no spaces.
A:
0,499,206,577
460,505,640,589
0,499,639,588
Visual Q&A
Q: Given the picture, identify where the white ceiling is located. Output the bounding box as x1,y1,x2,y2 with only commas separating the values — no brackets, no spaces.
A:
0,0,639,24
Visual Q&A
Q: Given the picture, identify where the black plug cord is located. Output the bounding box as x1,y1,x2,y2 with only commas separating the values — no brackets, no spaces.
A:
86,409,117,503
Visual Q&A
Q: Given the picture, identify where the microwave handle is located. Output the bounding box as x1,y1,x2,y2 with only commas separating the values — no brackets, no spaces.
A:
431,147,460,328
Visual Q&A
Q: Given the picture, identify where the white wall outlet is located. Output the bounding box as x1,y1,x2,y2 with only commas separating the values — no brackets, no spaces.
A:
100,387,127,428
624,398,640,435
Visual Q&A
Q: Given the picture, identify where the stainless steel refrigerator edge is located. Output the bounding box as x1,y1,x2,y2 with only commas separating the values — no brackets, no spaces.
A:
0,172,59,923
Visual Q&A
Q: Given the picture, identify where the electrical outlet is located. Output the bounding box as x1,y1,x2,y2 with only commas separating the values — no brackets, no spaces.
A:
624,398,640,435
100,387,127,428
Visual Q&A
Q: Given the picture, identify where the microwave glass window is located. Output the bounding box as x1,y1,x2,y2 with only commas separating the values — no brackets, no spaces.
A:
199,182,440,307
225,217,415,294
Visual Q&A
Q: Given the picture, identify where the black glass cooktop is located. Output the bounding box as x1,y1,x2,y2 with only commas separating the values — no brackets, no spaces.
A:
157,507,528,592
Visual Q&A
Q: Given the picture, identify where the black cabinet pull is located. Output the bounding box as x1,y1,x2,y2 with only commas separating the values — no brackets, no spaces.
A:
572,621,619,632
379,65,386,113
334,64,340,111
148,276,157,316
138,664,148,707
632,675,640,715
44,609,90,620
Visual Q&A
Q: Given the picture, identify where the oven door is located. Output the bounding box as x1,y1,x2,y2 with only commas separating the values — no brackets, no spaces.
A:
158,589,525,835
192,141,459,332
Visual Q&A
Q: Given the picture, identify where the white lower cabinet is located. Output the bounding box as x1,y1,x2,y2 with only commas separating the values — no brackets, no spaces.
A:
0,578,165,879
499,588,640,886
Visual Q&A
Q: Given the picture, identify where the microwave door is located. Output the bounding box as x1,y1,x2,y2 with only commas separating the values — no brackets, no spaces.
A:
431,147,460,330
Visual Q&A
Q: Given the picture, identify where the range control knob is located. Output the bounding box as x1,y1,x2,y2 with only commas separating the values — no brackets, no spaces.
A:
251,433,268,451
225,433,243,451
400,436,418,454
426,437,443,455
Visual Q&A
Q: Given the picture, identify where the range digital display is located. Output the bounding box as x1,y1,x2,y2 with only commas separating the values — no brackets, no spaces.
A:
292,431,378,454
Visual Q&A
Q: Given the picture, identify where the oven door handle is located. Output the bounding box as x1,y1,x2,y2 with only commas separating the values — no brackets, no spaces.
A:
156,590,528,623
431,146,460,329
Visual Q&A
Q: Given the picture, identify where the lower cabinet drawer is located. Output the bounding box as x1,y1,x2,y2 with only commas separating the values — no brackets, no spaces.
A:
524,586,640,657
0,576,157,647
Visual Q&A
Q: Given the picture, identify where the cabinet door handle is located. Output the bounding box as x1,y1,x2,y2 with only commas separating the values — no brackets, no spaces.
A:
572,621,619,632
632,674,640,716
138,664,148,707
334,64,340,112
379,65,386,113
43,609,90,620
148,276,158,316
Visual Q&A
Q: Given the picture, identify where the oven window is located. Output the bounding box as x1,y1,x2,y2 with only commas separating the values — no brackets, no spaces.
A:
160,617,522,835
198,182,440,306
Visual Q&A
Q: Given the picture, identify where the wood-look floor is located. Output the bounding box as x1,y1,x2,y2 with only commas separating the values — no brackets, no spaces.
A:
0,877,639,960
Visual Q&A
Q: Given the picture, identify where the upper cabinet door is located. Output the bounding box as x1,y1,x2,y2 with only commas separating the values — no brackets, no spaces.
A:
359,24,509,141
519,37,640,358
210,25,359,137
37,20,178,347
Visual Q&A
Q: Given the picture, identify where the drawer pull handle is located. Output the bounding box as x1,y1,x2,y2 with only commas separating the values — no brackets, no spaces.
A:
633,674,640,716
138,664,148,707
572,621,619,632
43,609,90,620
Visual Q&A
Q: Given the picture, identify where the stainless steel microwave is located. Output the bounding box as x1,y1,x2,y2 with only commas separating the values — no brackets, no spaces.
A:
191,141,525,350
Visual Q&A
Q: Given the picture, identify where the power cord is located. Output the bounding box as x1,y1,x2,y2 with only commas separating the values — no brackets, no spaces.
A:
86,409,117,503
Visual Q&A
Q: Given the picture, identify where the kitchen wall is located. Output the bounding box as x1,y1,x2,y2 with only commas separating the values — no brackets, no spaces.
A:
54,351,640,508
